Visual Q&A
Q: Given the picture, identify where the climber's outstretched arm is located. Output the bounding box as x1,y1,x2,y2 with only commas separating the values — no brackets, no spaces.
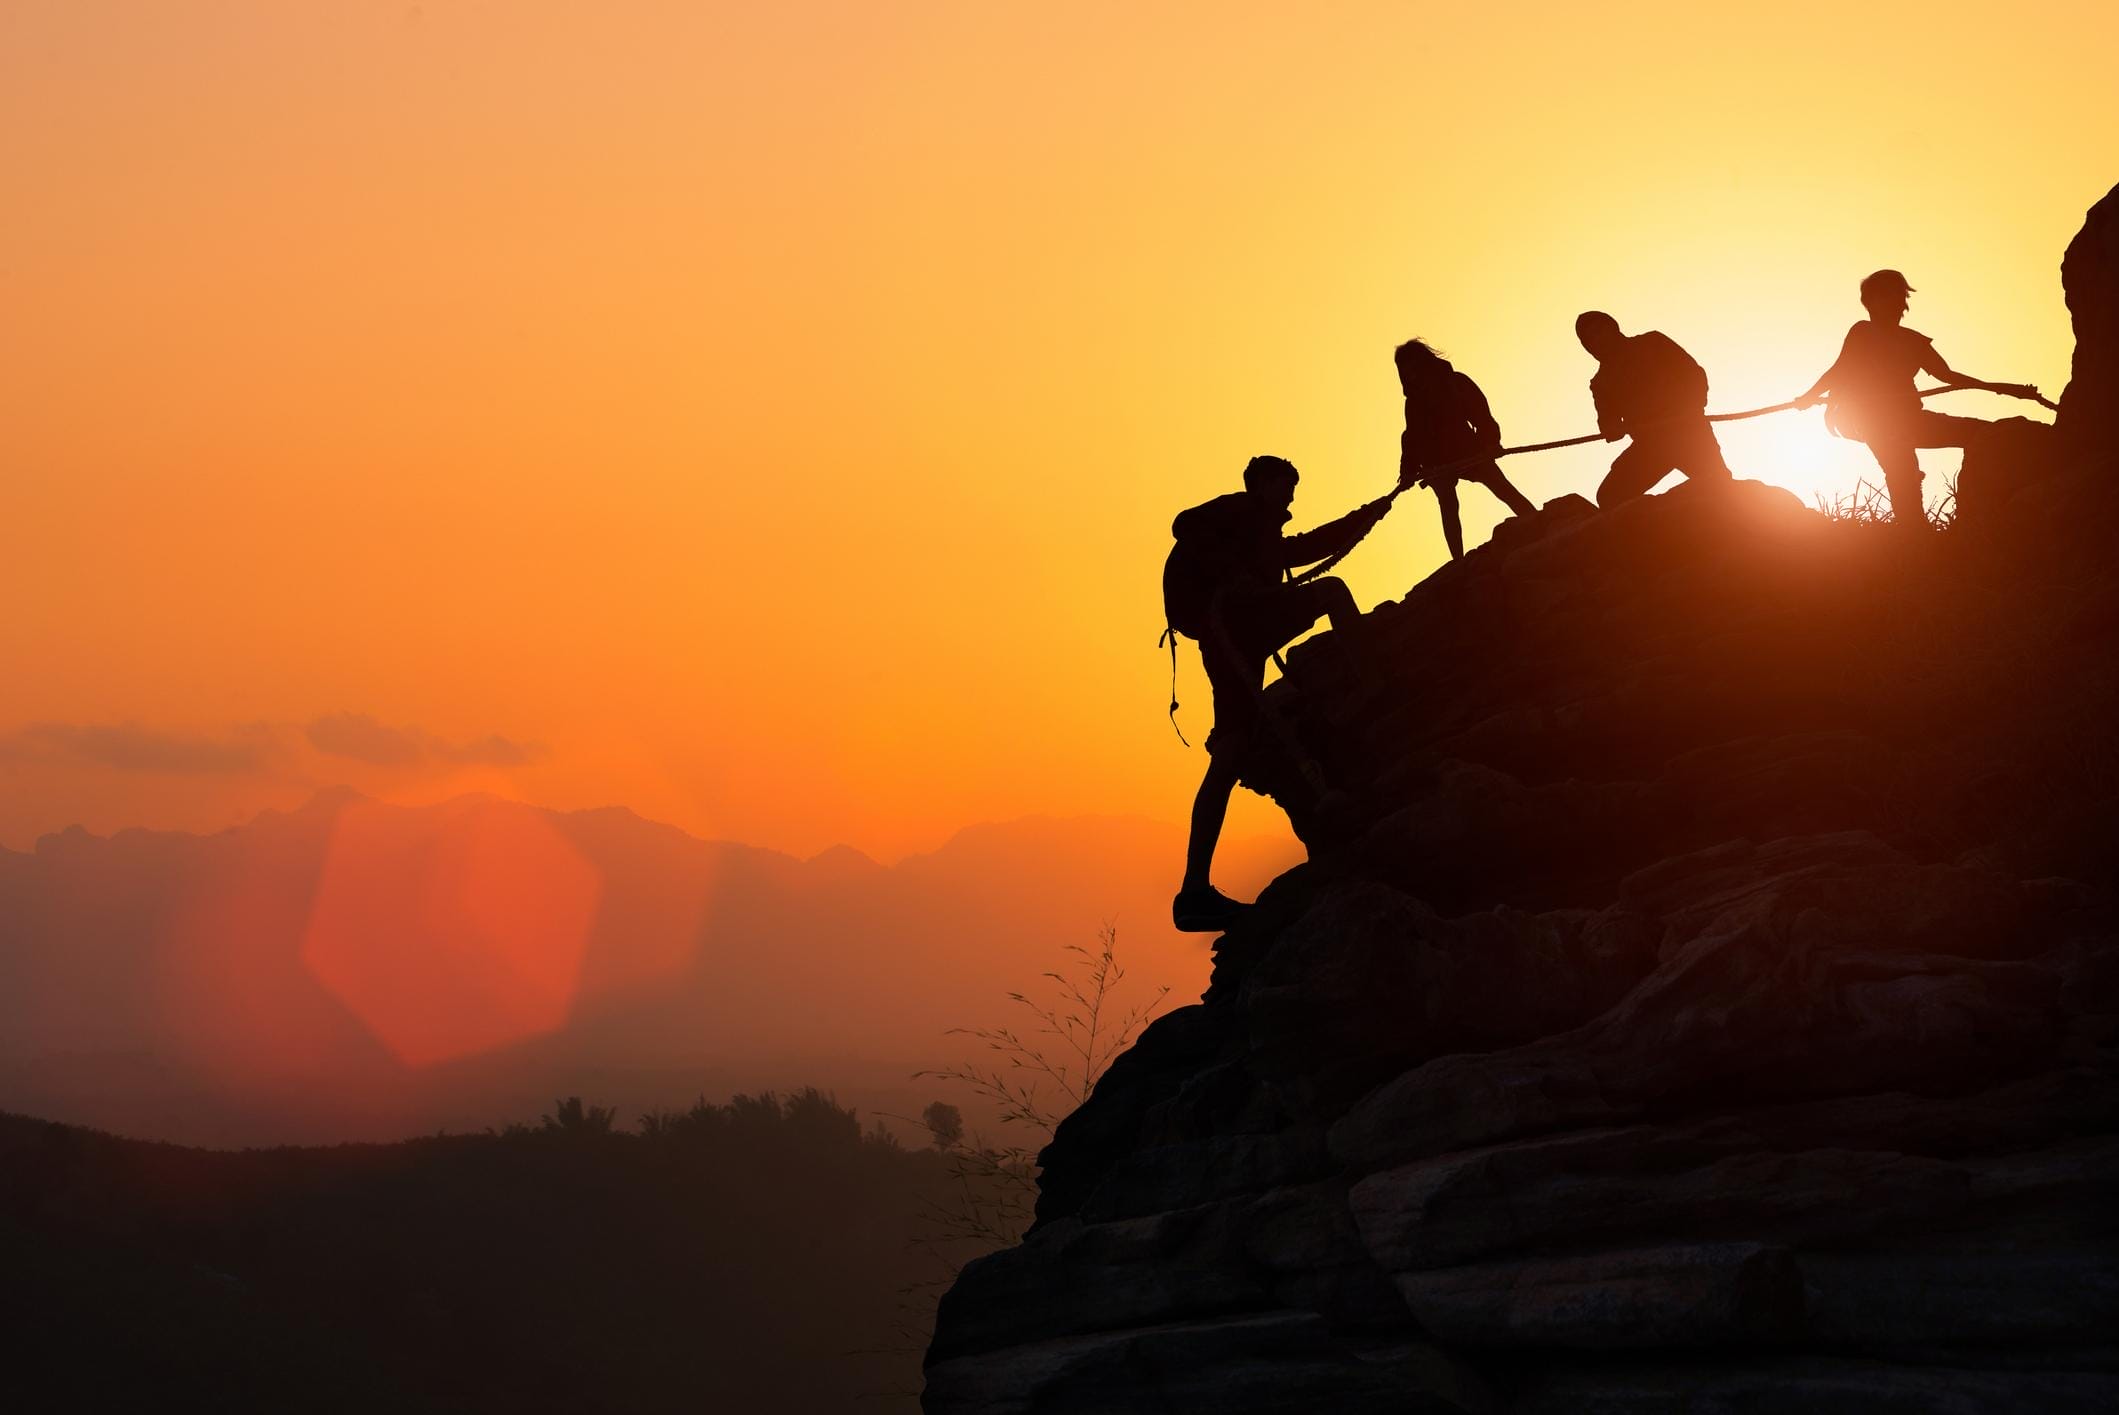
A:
1794,329,1855,408
1920,346,2041,400
1281,498,1390,567
1923,346,1988,388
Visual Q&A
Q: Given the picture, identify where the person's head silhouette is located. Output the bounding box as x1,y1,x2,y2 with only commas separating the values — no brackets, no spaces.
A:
1242,454,1300,514
1575,311,1623,359
1393,338,1449,390
1859,269,1914,325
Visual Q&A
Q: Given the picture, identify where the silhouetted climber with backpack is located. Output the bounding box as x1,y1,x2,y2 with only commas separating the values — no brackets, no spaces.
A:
1164,455,1390,932
1793,269,2046,531
1395,339,1536,560
1575,312,1734,506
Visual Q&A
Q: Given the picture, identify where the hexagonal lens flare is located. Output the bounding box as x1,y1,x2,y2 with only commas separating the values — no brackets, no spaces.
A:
301,798,602,1068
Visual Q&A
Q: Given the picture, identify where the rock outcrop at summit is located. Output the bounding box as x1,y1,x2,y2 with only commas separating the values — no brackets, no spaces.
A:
923,183,2119,1413
2062,182,2119,458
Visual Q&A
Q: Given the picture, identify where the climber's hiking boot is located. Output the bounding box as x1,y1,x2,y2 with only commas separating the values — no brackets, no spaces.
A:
1173,884,1248,934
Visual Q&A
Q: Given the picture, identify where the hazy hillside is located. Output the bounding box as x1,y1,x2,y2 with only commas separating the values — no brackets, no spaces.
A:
0,791,1294,1145
2,1092,973,1414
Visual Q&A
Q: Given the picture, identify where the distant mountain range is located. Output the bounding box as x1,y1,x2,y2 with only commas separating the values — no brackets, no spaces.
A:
0,790,1296,1145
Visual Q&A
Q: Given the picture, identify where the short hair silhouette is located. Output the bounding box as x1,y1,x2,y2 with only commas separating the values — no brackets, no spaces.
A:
1860,269,1915,304
1575,310,1622,348
1243,454,1300,490
1393,339,1448,381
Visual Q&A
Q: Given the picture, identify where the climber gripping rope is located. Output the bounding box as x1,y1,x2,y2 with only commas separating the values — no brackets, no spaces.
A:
1163,455,1391,932
1395,339,1536,559
1158,315,2057,933
1574,312,1736,505
1794,270,2053,530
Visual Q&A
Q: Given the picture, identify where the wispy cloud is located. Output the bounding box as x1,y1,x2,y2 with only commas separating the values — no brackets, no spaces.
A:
305,713,540,770
304,713,424,767
0,715,541,779
0,723,273,775
445,733,538,768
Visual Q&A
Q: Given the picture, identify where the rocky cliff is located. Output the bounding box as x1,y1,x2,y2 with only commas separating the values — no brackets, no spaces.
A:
923,184,2119,1413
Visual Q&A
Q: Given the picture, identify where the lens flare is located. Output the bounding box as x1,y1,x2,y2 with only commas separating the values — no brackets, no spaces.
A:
300,798,602,1068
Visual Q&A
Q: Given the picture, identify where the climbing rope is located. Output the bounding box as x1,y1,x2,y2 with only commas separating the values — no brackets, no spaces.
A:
1286,381,2055,585
1162,380,2054,748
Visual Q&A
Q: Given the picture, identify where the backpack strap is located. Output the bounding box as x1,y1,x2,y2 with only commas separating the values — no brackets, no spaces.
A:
1157,623,1190,746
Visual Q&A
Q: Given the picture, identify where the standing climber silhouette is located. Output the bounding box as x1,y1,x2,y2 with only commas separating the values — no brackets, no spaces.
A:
1395,339,1536,560
1575,312,1734,507
1793,270,2045,531
1166,455,1389,932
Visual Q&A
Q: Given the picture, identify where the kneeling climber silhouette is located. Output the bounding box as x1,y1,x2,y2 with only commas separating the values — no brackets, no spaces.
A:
1575,312,1734,507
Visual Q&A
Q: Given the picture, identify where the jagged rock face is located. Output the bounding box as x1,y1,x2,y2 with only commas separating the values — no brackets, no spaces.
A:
2060,182,2119,458
924,197,2119,1412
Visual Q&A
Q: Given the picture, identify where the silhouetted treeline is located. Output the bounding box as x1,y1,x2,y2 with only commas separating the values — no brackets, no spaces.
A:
1,1090,990,1413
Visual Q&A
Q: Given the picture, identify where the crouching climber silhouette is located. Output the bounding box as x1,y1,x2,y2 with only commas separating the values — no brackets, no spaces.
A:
1395,339,1536,560
1793,269,2046,531
1165,455,1389,932
1575,312,1734,507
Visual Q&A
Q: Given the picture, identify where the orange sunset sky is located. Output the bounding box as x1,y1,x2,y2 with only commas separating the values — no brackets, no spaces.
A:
3,2,2113,860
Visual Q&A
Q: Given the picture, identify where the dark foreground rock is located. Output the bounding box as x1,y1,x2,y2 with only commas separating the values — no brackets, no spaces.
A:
925,182,2119,1411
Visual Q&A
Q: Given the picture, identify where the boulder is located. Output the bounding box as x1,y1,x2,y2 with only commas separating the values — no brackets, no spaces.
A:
925,185,2119,1413
2060,182,2119,459
1394,1242,1805,1350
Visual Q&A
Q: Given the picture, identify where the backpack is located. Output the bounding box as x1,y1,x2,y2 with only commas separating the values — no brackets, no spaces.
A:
1157,493,1261,745
1638,331,1710,412
1161,493,1253,640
